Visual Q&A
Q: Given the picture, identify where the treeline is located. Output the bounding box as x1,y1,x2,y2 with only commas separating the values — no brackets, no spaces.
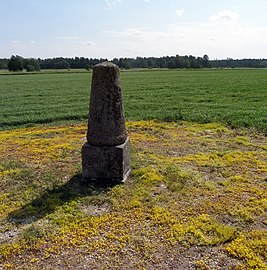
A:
38,55,211,69
0,56,40,72
0,59,9,69
211,58,267,68
0,55,210,71
1,55,267,71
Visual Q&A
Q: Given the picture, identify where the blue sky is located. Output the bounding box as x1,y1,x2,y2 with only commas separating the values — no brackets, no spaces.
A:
1,0,267,59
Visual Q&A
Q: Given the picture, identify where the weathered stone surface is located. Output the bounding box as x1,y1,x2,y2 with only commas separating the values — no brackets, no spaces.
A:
82,61,131,182
82,138,131,182
87,61,127,146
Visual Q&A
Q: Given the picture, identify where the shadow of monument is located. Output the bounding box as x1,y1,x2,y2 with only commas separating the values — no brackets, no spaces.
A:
7,174,118,225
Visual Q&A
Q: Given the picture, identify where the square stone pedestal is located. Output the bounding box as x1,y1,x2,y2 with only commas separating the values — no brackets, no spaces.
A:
82,137,131,183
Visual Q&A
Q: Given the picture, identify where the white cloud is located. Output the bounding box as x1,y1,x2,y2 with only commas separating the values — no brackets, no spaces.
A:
105,0,123,8
105,21,267,59
175,8,185,17
122,28,143,35
86,41,96,46
12,40,21,44
12,40,36,45
105,28,144,37
209,10,239,24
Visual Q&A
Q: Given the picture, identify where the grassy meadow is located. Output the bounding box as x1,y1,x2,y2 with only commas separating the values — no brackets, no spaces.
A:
0,69,267,269
0,69,266,132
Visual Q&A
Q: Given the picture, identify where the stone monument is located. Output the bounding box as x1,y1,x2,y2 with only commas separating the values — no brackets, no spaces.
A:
82,62,131,183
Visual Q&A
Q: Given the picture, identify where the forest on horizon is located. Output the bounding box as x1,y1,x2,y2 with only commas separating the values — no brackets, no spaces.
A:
1,54,267,71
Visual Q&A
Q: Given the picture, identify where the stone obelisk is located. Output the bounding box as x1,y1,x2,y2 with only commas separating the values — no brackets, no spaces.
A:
82,62,131,183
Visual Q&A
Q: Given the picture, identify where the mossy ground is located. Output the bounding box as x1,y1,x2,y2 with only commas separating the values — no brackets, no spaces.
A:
0,120,266,269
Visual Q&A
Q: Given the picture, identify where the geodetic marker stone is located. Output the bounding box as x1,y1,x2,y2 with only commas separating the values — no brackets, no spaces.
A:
82,62,131,182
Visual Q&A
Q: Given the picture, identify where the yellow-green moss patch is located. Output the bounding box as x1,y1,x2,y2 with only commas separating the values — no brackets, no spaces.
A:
0,120,266,269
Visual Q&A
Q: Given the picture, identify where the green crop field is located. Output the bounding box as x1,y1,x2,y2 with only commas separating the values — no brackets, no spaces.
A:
0,69,266,132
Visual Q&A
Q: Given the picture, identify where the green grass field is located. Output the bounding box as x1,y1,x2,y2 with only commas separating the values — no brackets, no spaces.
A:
0,69,266,132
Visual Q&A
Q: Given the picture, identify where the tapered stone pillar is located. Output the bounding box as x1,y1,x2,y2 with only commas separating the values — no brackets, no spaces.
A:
82,62,131,182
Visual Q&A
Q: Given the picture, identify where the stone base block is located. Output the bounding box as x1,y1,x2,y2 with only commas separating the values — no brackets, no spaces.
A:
82,137,131,182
